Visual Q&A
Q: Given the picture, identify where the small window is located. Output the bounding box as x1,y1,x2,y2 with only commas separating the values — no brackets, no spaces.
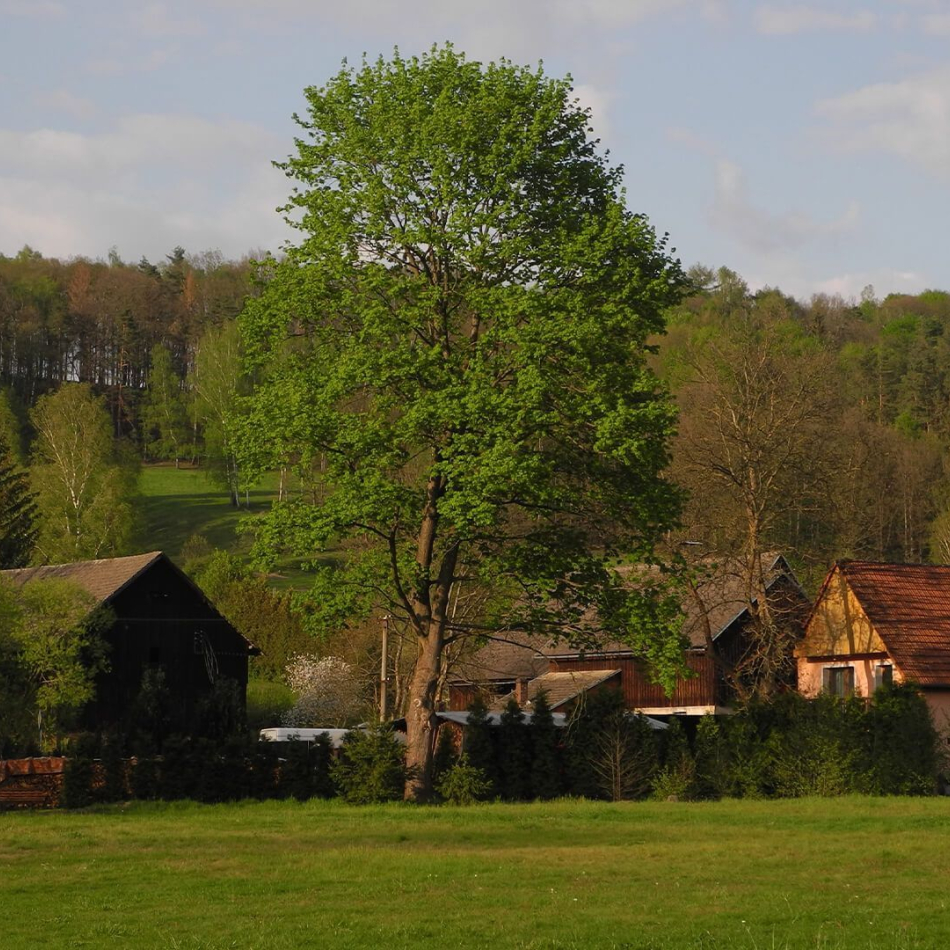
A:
823,666,855,698
874,665,893,690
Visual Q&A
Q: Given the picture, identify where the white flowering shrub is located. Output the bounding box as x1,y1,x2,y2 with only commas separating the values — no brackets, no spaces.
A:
282,654,363,727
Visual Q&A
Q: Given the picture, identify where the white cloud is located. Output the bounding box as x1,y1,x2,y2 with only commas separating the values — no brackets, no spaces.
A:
921,12,950,32
816,65,950,177
571,83,613,141
709,158,860,253
814,268,927,299
754,6,879,34
130,3,205,38
0,0,65,16
0,114,290,262
32,89,98,121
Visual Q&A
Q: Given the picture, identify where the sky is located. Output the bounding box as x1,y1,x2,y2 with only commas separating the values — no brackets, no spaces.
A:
1,0,948,301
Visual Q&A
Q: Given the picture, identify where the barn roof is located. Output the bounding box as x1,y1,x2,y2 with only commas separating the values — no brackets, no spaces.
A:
0,551,165,604
449,553,799,686
0,551,259,654
824,560,950,687
491,669,621,712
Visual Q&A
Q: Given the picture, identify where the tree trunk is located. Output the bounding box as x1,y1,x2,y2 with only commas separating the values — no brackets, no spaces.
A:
403,628,443,801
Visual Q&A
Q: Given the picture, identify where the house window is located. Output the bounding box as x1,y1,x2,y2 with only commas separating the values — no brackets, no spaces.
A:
823,666,854,698
874,664,893,690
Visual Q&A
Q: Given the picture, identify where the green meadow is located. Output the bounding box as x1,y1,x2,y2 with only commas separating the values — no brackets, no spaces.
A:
2,796,948,949
133,464,321,589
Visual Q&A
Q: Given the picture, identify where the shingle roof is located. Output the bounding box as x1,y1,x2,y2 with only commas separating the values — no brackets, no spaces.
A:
834,560,950,687
450,553,798,687
491,669,621,712
0,551,164,604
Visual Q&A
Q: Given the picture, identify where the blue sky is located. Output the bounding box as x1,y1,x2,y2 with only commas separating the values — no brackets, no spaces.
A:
1,0,948,300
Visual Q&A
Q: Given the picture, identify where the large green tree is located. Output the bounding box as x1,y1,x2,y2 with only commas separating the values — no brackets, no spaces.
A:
238,47,686,800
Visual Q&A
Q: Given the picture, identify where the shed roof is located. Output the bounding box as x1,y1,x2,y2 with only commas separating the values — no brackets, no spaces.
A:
450,553,798,685
822,560,950,687
0,551,164,604
491,669,621,712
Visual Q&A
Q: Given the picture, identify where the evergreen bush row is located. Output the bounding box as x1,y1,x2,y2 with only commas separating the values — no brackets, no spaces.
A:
58,683,943,808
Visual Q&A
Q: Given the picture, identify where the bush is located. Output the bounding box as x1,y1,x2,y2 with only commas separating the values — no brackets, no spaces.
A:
530,690,563,800
246,678,296,731
567,691,658,801
61,736,96,809
436,754,492,805
331,728,406,804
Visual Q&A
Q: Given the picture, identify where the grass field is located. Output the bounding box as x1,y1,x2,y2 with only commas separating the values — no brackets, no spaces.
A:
3,797,950,949
134,464,320,588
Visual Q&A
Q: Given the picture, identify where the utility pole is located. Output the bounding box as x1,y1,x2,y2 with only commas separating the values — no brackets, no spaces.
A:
380,614,389,722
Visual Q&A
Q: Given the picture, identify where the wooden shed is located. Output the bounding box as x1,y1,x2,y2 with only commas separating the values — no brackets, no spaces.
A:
448,554,807,718
1,551,258,730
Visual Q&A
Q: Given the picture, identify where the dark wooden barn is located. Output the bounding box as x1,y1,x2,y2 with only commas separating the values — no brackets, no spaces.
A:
1,551,258,729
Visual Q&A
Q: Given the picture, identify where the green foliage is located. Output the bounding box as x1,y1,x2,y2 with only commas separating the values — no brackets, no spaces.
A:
331,728,406,804
279,736,334,801
463,695,497,795
497,697,530,801
529,690,562,800
566,690,658,801
691,714,728,800
193,550,311,679
61,754,95,809
140,345,188,463
191,322,250,505
30,383,138,562
246,677,296,731
651,716,694,801
10,578,110,748
126,667,176,755
431,724,457,787
862,683,940,795
237,45,687,796
194,676,246,742
436,754,492,805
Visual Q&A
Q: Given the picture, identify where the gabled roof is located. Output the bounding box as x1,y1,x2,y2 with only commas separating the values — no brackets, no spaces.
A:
491,669,621,712
450,552,800,686
820,560,950,687
0,551,165,604
0,551,259,654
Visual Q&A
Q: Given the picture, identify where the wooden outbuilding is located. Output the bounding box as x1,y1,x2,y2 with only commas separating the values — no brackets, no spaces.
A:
449,554,808,718
1,551,258,730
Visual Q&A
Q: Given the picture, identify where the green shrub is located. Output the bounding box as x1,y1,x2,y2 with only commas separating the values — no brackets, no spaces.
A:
530,690,563,800
246,678,296,732
567,691,658,801
436,754,492,805
331,728,406,804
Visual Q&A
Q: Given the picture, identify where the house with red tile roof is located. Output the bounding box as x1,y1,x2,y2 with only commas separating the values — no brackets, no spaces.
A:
796,560,950,730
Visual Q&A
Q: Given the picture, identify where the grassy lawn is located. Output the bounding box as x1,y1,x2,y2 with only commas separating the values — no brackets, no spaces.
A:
3,797,950,949
134,464,320,588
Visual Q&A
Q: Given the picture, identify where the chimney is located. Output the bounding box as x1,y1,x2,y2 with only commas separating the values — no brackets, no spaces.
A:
515,677,530,706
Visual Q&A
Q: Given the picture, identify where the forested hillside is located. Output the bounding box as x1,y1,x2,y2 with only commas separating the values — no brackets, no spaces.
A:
1,246,949,588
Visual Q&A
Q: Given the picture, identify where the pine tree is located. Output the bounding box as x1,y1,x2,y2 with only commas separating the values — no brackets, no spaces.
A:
498,697,530,801
463,695,497,796
530,689,562,800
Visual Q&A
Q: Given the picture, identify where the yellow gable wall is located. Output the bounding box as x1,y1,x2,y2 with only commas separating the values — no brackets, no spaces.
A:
796,568,887,658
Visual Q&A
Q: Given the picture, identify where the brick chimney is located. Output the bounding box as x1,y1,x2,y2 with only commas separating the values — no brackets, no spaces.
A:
514,677,530,706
